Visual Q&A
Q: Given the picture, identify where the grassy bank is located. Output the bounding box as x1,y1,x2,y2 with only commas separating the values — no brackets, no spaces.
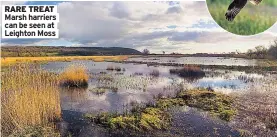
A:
1,55,129,66
1,64,61,136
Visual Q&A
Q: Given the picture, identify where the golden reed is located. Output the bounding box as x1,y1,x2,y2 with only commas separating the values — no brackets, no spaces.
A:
1,64,61,136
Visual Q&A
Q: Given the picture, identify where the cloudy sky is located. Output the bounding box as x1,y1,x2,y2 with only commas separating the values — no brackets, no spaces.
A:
1,1,277,54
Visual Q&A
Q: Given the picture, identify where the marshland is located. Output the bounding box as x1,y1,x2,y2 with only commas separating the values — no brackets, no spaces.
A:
1,54,277,137
1,1,277,136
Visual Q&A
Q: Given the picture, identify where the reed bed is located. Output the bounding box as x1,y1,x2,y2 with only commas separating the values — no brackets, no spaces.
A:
1,64,61,136
59,64,89,87
1,55,129,66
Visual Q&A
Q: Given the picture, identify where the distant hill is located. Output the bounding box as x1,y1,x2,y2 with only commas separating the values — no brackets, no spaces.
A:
1,46,142,57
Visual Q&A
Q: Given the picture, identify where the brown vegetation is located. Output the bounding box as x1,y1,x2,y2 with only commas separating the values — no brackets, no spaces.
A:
169,65,205,78
1,64,61,136
149,69,160,77
59,64,89,87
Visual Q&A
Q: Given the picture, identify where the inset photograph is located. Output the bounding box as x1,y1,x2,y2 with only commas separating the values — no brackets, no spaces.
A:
206,0,277,35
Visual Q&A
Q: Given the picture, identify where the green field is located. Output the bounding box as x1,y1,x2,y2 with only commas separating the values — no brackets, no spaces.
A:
207,0,277,35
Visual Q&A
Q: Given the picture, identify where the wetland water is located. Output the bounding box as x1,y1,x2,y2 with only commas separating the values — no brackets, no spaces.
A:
41,58,276,137
127,56,258,66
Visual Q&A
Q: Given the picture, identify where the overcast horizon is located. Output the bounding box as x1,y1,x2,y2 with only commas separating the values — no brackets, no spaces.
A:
1,1,277,54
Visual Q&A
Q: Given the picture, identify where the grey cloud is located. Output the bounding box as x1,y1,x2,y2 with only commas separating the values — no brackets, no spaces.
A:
189,20,219,29
166,5,184,14
1,38,49,45
58,2,131,44
168,31,206,42
2,1,210,46
109,2,130,19
142,14,162,22
196,31,277,44
129,31,174,41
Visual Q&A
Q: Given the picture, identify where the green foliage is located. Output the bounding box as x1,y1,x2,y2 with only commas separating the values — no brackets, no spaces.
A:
207,0,277,35
265,0,277,7
156,98,185,109
219,110,236,121
85,89,237,133
158,89,237,121
84,107,171,131
179,89,236,121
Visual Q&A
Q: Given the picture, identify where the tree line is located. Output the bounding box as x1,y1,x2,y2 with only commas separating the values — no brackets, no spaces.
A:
247,38,277,59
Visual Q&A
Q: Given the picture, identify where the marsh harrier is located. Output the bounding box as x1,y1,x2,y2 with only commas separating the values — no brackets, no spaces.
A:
225,0,262,21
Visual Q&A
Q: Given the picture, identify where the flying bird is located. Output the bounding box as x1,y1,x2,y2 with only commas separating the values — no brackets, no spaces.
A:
225,0,263,21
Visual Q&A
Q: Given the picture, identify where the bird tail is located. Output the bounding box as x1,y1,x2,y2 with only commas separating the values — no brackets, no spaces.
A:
249,0,262,5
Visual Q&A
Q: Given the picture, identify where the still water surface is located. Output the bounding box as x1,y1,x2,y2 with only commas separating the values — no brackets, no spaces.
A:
127,56,258,66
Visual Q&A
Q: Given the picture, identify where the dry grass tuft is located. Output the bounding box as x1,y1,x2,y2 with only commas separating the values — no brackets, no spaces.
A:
1,64,61,136
59,64,89,87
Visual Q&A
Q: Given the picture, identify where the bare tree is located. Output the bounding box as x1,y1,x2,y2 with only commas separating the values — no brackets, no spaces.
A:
247,49,254,58
236,50,240,54
268,38,277,59
142,49,150,55
255,45,267,58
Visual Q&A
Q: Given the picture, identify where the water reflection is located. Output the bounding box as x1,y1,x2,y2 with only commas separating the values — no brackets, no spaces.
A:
60,87,89,111
127,57,258,66
41,60,273,113
169,106,240,137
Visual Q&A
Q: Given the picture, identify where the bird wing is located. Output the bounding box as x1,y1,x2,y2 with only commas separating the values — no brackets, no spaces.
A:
249,0,262,5
225,0,248,21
